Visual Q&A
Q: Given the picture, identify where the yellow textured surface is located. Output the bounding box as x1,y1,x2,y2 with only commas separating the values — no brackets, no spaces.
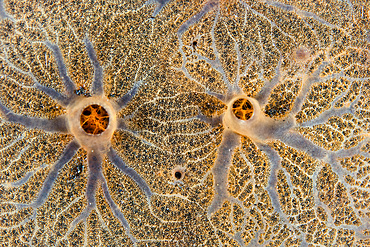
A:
0,0,370,246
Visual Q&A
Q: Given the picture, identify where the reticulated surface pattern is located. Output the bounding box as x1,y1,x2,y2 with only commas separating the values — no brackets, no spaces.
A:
0,0,369,246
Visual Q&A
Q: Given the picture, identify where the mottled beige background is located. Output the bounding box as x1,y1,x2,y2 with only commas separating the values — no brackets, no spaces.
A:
0,0,369,246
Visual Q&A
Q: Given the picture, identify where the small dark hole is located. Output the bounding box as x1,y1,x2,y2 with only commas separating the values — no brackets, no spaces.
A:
192,41,197,46
174,171,182,179
83,109,91,115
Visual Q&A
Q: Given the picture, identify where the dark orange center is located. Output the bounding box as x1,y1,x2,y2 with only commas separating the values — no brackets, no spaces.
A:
80,104,109,135
232,98,254,120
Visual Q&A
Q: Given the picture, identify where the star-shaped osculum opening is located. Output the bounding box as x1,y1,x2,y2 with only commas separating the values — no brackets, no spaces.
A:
0,35,152,244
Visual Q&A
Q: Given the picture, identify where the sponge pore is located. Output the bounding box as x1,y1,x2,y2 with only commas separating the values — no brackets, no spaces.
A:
80,104,109,135
232,98,254,120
